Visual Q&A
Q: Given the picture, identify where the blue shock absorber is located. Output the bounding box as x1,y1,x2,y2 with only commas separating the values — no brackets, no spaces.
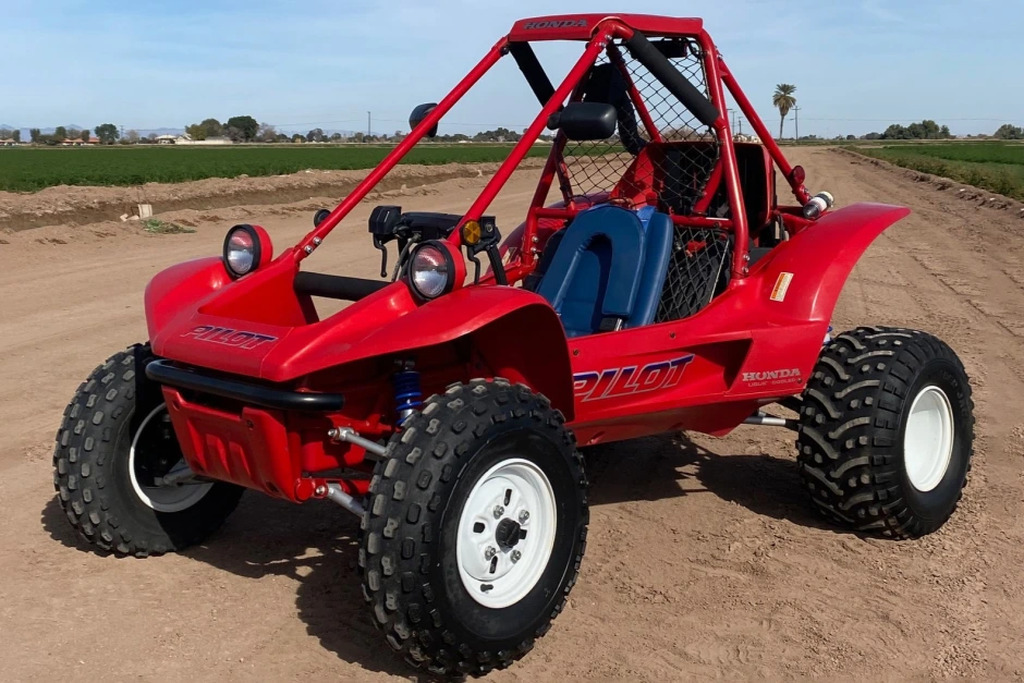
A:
392,364,422,427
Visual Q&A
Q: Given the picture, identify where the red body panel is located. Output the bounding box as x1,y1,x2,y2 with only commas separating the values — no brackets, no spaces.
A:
566,203,909,443
140,15,910,501
163,388,296,499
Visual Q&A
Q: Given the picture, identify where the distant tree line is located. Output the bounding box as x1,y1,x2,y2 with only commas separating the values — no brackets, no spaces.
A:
1,124,120,145
10,114,1020,147
861,120,952,140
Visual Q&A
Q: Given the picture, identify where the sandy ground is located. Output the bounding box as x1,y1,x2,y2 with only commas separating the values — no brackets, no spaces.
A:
1,148,1023,681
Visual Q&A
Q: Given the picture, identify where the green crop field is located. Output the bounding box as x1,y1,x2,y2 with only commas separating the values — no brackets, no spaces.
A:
0,144,552,192
850,142,1024,201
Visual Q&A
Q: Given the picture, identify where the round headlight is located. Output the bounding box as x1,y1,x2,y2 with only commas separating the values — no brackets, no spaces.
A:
409,241,454,299
223,224,267,278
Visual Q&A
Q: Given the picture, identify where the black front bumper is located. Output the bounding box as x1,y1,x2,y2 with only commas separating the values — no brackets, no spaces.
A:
146,360,345,412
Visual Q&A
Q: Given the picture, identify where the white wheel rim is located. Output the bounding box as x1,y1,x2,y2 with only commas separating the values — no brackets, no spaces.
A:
456,458,557,609
903,385,955,492
129,404,213,513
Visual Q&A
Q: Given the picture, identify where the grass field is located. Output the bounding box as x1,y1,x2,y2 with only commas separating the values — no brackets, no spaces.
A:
850,142,1024,201
0,144,551,192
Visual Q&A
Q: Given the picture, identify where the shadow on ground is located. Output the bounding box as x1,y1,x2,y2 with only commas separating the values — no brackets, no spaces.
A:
41,494,415,680
585,432,831,531
40,431,832,678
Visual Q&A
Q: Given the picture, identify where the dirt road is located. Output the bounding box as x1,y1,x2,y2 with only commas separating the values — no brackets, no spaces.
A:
1,149,1022,680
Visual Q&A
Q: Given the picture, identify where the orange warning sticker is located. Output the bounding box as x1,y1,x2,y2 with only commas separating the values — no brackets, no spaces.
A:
770,272,794,302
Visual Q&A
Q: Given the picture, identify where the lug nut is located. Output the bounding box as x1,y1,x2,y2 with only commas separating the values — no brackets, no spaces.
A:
511,550,522,563
484,546,496,560
493,505,504,519
518,510,530,524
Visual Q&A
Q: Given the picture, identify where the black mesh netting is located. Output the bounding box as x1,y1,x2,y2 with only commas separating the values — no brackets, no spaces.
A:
560,37,720,214
655,229,731,322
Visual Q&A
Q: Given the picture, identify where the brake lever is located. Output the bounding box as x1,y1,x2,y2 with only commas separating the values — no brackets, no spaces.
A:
373,236,388,278
468,253,482,284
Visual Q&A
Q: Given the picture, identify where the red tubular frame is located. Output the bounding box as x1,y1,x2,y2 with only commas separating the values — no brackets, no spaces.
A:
292,36,509,262
455,27,618,231
718,59,811,205
692,30,748,279
606,42,662,143
288,15,814,278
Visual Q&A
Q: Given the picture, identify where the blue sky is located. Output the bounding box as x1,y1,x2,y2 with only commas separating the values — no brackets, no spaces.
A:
2,0,1020,137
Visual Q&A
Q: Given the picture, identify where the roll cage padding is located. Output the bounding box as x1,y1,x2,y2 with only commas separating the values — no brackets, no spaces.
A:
509,42,556,106
623,31,720,128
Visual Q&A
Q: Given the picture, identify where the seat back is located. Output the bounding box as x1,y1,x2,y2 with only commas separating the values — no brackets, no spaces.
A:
535,206,644,337
625,211,673,329
535,205,673,337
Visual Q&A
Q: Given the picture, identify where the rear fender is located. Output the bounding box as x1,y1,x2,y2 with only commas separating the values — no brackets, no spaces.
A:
755,202,910,323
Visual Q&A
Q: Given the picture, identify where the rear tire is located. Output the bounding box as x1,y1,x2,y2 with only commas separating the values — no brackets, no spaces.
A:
53,345,243,556
797,327,974,538
360,379,588,677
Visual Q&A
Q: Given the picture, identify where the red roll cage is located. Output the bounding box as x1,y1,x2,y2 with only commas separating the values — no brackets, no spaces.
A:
295,13,813,283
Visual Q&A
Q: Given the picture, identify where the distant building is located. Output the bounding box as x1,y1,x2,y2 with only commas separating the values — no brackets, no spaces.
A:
733,133,762,144
155,134,178,145
61,137,99,146
174,134,233,146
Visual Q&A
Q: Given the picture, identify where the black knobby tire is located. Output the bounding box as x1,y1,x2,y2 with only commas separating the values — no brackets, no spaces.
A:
360,379,588,677
797,327,974,538
53,345,243,556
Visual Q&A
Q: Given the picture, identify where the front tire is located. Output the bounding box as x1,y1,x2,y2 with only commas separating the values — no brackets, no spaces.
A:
797,327,974,538
53,345,243,556
360,379,588,677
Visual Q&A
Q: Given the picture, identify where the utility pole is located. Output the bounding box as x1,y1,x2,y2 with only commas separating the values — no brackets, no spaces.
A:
793,106,800,141
367,111,371,138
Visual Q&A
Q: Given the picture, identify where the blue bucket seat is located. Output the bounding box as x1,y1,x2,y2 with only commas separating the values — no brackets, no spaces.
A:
534,205,674,337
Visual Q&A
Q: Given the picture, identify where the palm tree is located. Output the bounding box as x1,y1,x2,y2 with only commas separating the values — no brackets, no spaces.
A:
773,84,797,140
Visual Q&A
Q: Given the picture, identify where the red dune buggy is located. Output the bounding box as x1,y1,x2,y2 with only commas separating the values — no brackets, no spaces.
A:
54,13,974,678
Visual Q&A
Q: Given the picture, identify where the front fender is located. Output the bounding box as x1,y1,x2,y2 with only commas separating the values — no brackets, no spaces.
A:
756,202,910,323
145,257,231,340
264,285,576,419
